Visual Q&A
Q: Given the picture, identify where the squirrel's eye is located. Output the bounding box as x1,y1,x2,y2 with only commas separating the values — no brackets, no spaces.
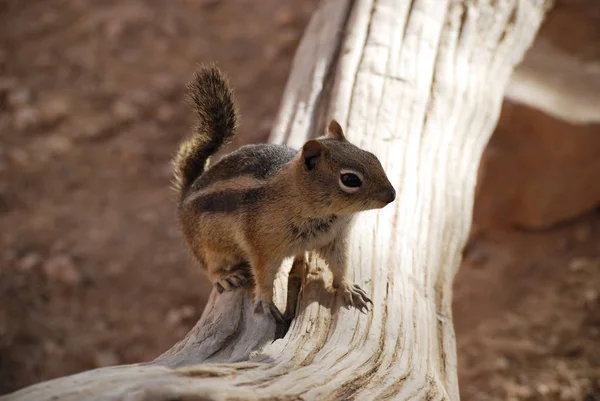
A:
341,173,361,187
339,169,363,193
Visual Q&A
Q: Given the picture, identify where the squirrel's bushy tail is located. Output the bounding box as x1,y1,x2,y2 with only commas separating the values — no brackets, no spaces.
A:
173,65,238,196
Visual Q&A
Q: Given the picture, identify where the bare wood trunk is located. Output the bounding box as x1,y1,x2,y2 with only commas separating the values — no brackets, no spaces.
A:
3,0,551,400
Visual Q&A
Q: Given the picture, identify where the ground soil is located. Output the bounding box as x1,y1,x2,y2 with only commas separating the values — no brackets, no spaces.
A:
0,1,598,400
458,216,600,400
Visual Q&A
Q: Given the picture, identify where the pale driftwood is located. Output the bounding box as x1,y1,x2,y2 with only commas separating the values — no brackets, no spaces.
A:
506,38,600,124
3,1,551,400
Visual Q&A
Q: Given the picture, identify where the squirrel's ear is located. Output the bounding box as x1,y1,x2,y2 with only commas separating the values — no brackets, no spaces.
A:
301,139,326,171
327,119,346,141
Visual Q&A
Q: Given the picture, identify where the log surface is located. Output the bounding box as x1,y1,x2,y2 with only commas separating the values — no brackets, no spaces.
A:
2,0,551,400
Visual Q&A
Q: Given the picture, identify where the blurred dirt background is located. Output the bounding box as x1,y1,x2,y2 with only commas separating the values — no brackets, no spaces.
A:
0,1,599,400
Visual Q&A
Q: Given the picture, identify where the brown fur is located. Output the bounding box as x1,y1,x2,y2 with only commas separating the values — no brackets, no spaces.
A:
172,64,238,197
174,66,396,322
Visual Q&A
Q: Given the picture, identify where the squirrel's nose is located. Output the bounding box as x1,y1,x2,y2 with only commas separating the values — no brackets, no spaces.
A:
386,186,396,204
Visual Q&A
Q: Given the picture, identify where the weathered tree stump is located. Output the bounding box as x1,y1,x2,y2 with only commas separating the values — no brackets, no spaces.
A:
2,0,551,400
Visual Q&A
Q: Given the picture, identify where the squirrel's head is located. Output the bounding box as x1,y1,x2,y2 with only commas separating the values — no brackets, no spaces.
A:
297,119,396,216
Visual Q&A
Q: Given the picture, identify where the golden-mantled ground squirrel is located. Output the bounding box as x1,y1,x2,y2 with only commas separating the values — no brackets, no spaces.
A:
173,65,396,323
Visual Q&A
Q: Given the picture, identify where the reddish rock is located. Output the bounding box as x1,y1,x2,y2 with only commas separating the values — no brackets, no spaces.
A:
474,100,600,230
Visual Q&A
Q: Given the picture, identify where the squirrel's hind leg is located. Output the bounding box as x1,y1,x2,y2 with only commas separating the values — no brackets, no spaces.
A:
250,257,286,324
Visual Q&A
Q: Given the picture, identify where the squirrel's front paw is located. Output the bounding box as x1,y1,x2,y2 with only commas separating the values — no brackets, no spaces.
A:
334,281,373,313
253,299,286,324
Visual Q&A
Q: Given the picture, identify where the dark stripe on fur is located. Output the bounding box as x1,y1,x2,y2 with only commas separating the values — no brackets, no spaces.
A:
190,144,297,193
192,187,266,214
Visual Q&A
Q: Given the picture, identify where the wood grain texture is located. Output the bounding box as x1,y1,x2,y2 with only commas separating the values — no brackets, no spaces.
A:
2,0,551,400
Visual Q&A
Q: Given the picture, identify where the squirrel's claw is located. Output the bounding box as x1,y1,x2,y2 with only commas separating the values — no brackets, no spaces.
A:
338,282,373,313
214,270,251,293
